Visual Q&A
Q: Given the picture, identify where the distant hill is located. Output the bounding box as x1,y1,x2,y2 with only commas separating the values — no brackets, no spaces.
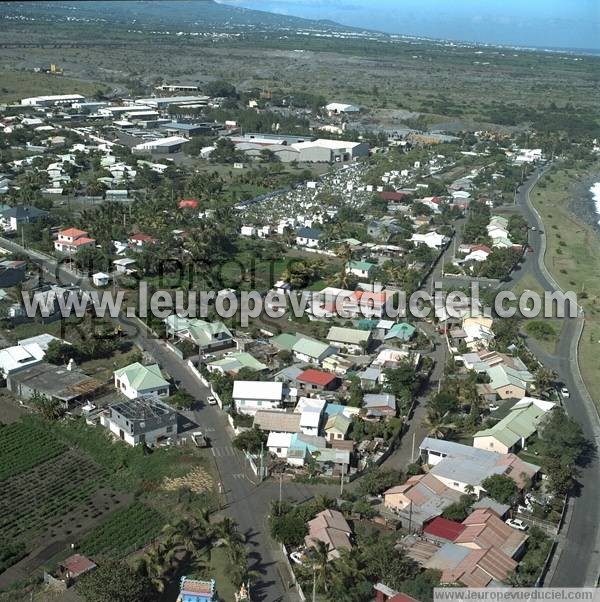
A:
0,0,357,32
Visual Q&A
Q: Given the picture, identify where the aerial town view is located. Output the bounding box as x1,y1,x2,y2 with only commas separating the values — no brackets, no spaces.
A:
0,1,599,601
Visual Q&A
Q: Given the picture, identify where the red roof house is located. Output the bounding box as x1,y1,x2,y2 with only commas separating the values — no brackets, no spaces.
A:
179,198,199,209
128,233,157,247
296,368,339,392
379,191,409,202
423,516,466,543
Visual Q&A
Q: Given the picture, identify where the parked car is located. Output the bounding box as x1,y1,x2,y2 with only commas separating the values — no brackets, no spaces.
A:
560,386,570,398
488,403,500,412
290,551,306,565
207,396,217,406
505,518,528,531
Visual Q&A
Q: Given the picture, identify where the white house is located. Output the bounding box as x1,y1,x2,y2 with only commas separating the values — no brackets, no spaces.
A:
240,225,257,237
267,432,293,458
296,226,322,248
0,343,45,378
411,231,447,250
54,228,96,254
113,362,170,400
92,272,111,287
232,381,284,416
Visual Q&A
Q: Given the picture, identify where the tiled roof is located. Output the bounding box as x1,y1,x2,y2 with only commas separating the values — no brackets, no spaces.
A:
297,368,336,386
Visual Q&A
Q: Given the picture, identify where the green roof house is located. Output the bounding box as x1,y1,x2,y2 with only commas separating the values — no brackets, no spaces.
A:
114,362,170,400
271,332,301,351
207,352,267,376
325,414,352,441
473,397,555,454
384,322,416,342
165,315,234,352
327,326,371,354
346,260,376,279
292,337,336,365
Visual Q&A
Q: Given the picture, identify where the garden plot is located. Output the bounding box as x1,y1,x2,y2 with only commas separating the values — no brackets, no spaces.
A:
162,465,214,494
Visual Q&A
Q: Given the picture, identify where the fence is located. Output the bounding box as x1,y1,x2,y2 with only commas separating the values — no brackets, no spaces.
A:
186,360,225,409
281,544,306,602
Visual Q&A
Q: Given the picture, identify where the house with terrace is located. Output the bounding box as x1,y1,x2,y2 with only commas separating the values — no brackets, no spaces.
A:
419,437,539,497
232,380,284,416
165,316,234,354
473,397,556,454
54,227,96,254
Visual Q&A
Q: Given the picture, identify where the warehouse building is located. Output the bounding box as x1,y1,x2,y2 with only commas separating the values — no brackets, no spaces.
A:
231,133,312,146
290,139,369,163
134,95,209,109
159,121,220,138
21,94,85,107
132,136,188,154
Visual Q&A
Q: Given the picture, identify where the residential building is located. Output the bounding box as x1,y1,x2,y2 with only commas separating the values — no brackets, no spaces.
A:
54,227,96,254
384,322,416,343
232,380,284,416
0,343,45,378
295,368,339,393
296,226,322,248
177,577,216,602
383,472,463,531
419,437,539,496
292,337,336,365
114,362,170,399
128,233,157,247
363,393,396,418
486,364,534,400
325,102,360,114
8,361,103,409
113,257,137,274
473,398,555,454
0,205,48,232
305,509,353,560
326,326,371,354
101,394,177,446
206,352,267,376
325,414,352,441
165,315,234,353
411,231,447,249
254,410,302,434
0,259,26,287
346,260,376,279
92,272,111,287
267,432,294,459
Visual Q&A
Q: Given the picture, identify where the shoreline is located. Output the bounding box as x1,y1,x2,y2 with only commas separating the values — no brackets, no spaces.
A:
568,170,600,233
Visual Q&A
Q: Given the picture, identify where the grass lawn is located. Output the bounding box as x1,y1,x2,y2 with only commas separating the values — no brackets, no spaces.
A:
531,165,600,401
0,69,102,103
208,547,238,602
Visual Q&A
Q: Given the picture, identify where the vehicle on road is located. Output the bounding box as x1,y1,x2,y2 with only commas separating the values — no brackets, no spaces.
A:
191,431,209,447
505,518,528,531
207,396,217,406
560,386,570,398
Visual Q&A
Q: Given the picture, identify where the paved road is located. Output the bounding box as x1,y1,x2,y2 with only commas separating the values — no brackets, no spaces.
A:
511,168,600,587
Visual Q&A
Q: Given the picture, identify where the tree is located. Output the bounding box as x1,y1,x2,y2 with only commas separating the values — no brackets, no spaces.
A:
169,390,195,409
442,494,474,522
269,501,308,547
357,469,402,496
205,80,237,98
232,427,266,454
79,560,156,602
361,535,417,590
421,409,454,439
45,339,76,365
481,474,518,503
30,391,63,421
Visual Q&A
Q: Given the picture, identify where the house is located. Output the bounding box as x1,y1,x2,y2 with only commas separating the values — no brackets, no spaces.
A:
178,577,216,602
363,393,396,418
0,205,48,232
206,352,267,376
419,437,539,496
486,364,534,400
240,225,257,237
296,226,322,248
165,316,234,353
305,509,352,560
128,233,157,247
321,353,355,376
54,228,96,254
45,554,96,588
325,102,360,115
232,380,284,416
254,410,302,433
112,257,136,274
179,198,199,210
114,362,170,399
296,397,326,436
325,413,352,441
423,516,467,545
0,343,45,378
455,507,527,558
292,337,336,365
267,432,294,459
327,326,371,354
17,333,64,352
384,322,416,343
8,361,103,409
357,366,383,389
411,232,447,249
92,272,111,287
346,260,376,279
383,472,463,531
296,368,339,393
473,397,555,454
374,584,420,602
0,259,26,287
464,244,492,263
101,394,177,446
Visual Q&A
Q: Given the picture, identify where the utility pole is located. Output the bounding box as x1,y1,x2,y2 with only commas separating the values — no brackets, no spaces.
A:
259,441,264,483
279,472,283,505
411,431,416,463
312,567,317,602
339,462,345,497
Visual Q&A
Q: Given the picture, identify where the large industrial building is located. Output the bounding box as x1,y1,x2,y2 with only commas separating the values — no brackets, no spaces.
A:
134,96,210,109
21,94,86,107
234,136,369,163
132,136,188,154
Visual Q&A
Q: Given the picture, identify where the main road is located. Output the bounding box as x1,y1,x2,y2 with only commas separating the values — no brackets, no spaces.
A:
511,167,600,586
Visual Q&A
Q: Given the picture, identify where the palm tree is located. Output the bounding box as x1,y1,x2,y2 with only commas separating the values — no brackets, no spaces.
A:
422,409,454,439
534,367,557,394
308,540,333,593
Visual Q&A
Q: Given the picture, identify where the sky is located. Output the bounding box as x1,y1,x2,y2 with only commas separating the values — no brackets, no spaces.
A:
217,0,600,52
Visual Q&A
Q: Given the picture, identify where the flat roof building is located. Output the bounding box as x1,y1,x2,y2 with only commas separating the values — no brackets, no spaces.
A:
21,94,85,107
132,136,188,154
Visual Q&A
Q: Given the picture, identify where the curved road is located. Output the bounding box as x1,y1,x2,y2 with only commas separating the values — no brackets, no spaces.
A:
513,167,600,586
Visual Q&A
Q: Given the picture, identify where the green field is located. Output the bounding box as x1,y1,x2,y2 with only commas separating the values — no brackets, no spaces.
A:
79,502,165,559
532,165,600,399
0,69,102,103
